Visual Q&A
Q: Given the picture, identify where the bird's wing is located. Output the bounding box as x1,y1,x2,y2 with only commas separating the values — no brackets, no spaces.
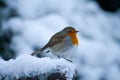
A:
43,32,66,49
31,32,66,56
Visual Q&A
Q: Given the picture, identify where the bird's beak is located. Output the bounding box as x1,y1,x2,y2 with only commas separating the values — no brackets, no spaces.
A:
76,31,79,33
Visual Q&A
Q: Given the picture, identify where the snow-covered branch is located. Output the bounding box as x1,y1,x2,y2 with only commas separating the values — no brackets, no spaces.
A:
0,54,77,80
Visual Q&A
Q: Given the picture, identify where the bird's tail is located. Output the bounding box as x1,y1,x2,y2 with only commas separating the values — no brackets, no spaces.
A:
31,48,42,56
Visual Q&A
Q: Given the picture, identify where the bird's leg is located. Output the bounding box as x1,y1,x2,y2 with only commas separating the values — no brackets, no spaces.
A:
57,56,72,62
46,50,50,53
64,58,73,62
57,56,61,58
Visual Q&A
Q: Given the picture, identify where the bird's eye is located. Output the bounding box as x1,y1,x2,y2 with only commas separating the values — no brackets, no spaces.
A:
68,31,71,33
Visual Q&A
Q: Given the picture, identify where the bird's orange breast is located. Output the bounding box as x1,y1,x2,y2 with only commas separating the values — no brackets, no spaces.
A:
67,33,78,45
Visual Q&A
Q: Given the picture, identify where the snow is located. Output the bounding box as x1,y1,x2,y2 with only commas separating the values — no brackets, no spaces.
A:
0,54,76,80
1,0,120,80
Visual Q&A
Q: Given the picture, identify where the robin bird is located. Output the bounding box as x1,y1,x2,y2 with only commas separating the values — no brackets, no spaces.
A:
31,26,79,59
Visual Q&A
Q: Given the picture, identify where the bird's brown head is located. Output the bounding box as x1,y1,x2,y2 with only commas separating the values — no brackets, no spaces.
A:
62,26,79,45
